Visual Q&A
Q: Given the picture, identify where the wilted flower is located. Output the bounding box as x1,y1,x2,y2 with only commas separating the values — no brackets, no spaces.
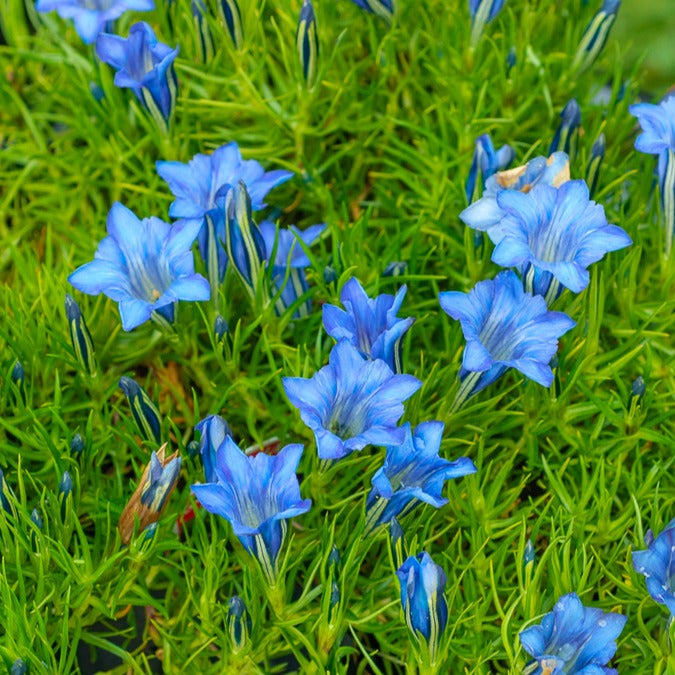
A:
191,439,311,584
572,0,621,72
68,203,209,331
297,0,319,87
228,596,252,653
96,22,178,129
119,444,182,545
586,133,606,197
632,518,675,616
489,180,631,301
465,133,515,203
629,96,675,257
283,340,421,461
365,422,476,531
65,294,97,377
259,220,325,317
469,0,506,47
549,99,582,157
439,271,576,409
519,593,626,674
396,552,448,666
191,0,214,62
119,376,162,444
35,0,154,44
219,0,243,48
350,0,395,21
322,277,415,373
461,152,570,235
195,414,233,482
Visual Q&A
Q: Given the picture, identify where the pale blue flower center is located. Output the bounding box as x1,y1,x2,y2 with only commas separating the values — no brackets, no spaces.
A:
477,302,537,362
126,254,171,303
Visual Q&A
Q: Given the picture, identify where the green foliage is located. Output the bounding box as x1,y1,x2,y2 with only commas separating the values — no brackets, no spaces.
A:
0,0,673,672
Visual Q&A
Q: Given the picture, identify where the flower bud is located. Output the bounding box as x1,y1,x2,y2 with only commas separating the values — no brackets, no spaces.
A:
119,376,162,444
586,132,606,197
383,261,407,277
71,433,85,457
297,0,319,88
192,0,214,62
65,294,97,377
573,0,621,72
549,99,582,157
227,595,252,654
389,517,406,571
219,0,244,49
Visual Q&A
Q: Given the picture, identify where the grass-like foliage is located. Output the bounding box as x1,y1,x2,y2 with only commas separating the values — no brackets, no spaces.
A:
0,0,674,672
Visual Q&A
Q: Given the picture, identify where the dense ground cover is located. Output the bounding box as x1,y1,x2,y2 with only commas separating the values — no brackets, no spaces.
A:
0,0,674,672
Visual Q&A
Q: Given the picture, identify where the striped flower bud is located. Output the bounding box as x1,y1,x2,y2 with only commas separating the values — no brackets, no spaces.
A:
586,132,606,197
549,99,582,157
11,360,26,404
119,376,162,444
214,314,229,343
59,470,73,519
65,294,97,377
70,433,85,457
297,0,319,88
227,595,252,654
192,0,215,62
573,0,621,72
389,517,407,571
219,0,243,49
30,507,43,551
0,468,15,516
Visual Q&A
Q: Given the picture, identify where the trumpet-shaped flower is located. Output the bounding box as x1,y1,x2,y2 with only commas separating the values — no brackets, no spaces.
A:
283,340,421,461
68,203,209,331
195,414,233,483
365,422,476,530
96,22,178,126
396,552,448,665
36,0,154,44
632,518,675,616
322,277,414,373
439,271,575,406
461,152,570,233
465,133,515,202
260,220,325,316
191,438,311,583
490,180,631,300
519,593,626,674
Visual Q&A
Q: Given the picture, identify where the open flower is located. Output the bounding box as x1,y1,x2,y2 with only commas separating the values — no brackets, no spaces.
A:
36,0,154,44
519,593,626,674
365,421,476,530
632,518,675,616
490,180,631,300
465,133,515,203
191,438,311,584
322,277,414,373
439,271,575,407
283,340,421,461
68,202,209,331
461,152,570,233
260,221,325,317
96,22,178,126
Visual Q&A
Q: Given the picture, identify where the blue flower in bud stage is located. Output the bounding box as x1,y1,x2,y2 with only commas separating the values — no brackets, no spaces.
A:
65,294,97,377
68,203,209,331
59,470,73,518
214,314,229,342
96,22,178,129
469,0,506,47
283,340,421,461
191,439,311,584
350,0,395,21
322,277,414,374
0,468,15,516
628,375,646,406
219,0,243,49
489,180,631,301
465,134,515,203
10,660,28,675
35,0,154,44
389,517,407,570
632,518,675,617
10,360,26,403
549,99,582,157
195,414,233,483
366,422,476,531
439,271,576,409
119,376,162,444
629,96,675,257
228,596,252,653
506,46,517,74
396,552,448,665
586,133,606,198
573,0,621,72
461,152,570,234
30,508,43,551
383,261,407,277
519,593,626,674
156,143,292,281
297,0,319,87
259,220,325,317
70,433,85,457
191,0,214,62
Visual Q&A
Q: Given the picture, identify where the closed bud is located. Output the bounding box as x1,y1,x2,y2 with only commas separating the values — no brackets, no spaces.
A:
65,294,97,377
629,375,646,406
214,314,229,343
70,433,85,457
30,507,42,551
11,360,26,403
119,376,162,444
0,468,15,516
573,0,621,72
187,440,200,457
469,0,506,47
506,46,517,74
219,0,244,49
328,581,340,623
383,261,407,277
118,444,181,545
549,99,582,157
143,522,158,541
350,0,395,22
11,660,28,675
227,595,252,654
323,265,338,284
523,538,535,580
59,470,73,519
192,0,215,62
389,517,406,571
297,0,319,88
586,132,606,197
326,544,341,577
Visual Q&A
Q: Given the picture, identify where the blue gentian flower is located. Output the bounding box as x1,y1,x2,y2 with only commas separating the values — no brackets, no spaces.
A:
489,180,632,300
297,0,319,87
260,220,325,317
96,22,178,129
191,438,311,584
632,518,675,616
469,0,506,47
629,96,675,257
519,592,626,674
465,133,515,203
35,0,153,44
573,0,621,72
350,0,395,21
195,414,233,483
461,152,570,233
396,552,448,666
156,143,292,281
68,203,209,331
549,99,582,156
439,271,575,408
322,277,415,374
283,340,421,461
365,421,476,531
